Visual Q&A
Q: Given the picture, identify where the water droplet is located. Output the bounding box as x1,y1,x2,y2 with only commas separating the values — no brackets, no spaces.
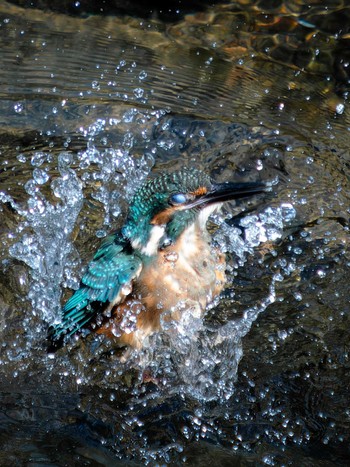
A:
256,159,263,171
96,229,107,238
133,87,144,98
31,152,47,167
58,152,73,168
336,103,344,114
122,132,134,150
138,70,147,80
157,139,175,150
281,203,296,222
17,154,26,163
294,292,302,301
91,80,100,90
277,329,288,340
28,196,45,215
24,180,39,195
33,168,49,185
14,102,23,113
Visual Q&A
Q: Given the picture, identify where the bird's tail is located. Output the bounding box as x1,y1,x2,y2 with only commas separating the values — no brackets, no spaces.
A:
47,287,96,351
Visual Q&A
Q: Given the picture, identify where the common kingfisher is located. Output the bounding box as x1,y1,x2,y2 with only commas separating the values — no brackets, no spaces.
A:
50,168,267,352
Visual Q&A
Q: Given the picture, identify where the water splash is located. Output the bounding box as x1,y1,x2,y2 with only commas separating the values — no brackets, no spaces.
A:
6,115,155,339
135,274,278,402
130,203,296,401
213,203,296,262
8,159,84,328
4,111,296,402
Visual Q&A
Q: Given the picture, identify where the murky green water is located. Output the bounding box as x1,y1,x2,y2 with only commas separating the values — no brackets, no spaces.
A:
1,1,350,465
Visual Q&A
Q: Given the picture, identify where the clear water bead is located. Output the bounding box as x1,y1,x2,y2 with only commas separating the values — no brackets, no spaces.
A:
14,102,24,113
31,152,47,167
58,152,73,168
33,168,49,185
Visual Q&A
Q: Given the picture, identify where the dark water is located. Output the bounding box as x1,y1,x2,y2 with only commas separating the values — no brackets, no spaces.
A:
1,1,350,465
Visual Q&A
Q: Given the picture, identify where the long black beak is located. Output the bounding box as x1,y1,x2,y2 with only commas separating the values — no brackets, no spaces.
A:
186,181,270,209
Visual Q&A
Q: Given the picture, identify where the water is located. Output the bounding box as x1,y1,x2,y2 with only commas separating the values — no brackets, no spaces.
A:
1,1,350,465
6,128,289,403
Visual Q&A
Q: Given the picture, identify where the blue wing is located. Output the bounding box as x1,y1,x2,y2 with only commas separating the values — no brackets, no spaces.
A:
51,232,142,340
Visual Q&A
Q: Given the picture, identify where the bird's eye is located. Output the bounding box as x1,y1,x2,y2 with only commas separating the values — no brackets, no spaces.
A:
169,193,187,205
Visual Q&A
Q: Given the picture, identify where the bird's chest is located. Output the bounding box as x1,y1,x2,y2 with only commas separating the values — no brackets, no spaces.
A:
136,226,226,313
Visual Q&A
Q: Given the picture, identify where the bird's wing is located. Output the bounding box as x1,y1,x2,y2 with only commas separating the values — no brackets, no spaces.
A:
51,233,142,340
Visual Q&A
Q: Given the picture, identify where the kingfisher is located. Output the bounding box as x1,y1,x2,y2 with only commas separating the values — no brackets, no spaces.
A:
50,167,268,352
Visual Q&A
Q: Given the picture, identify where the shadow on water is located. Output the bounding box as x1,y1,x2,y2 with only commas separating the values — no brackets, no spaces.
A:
1,0,350,465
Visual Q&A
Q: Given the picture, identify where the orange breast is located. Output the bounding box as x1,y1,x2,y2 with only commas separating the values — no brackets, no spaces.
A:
97,226,226,349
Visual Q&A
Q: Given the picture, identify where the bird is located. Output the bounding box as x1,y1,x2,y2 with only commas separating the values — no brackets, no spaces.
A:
50,167,268,353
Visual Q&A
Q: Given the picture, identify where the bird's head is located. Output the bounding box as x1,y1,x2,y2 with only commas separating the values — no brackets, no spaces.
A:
122,167,268,256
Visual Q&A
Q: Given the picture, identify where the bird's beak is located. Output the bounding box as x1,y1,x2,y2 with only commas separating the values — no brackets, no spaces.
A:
186,181,270,209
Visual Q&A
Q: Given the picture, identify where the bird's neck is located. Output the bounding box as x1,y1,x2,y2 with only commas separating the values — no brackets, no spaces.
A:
173,222,211,261
127,221,210,267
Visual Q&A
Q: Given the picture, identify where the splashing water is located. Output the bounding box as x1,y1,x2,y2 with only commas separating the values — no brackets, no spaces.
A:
133,273,280,402
6,116,155,341
5,119,296,401
213,203,296,263
9,162,84,333
130,204,296,401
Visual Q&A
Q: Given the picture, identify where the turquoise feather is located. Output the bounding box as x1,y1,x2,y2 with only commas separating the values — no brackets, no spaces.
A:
51,233,142,339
